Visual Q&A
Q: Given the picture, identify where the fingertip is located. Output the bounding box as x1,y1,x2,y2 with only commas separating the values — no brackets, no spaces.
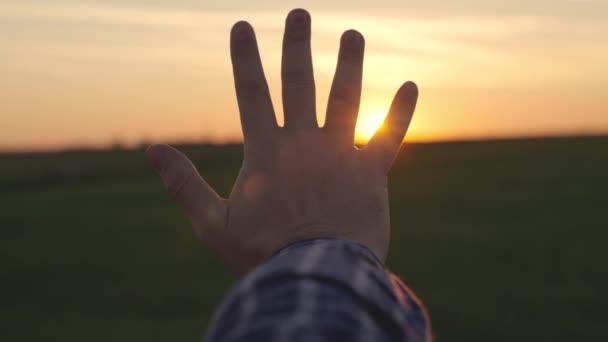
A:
145,144,168,172
231,21,254,41
145,143,166,157
401,81,419,98
393,82,419,112
231,21,253,33
287,8,310,25
341,29,364,47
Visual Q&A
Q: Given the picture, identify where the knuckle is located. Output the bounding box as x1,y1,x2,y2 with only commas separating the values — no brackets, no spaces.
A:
284,29,309,43
231,43,256,59
281,69,314,86
330,85,358,108
163,166,196,198
237,79,266,98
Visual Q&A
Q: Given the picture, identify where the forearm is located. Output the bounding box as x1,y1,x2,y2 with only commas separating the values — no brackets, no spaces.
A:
204,239,431,341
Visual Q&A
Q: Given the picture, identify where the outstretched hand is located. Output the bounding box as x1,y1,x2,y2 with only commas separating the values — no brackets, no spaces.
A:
146,9,418,275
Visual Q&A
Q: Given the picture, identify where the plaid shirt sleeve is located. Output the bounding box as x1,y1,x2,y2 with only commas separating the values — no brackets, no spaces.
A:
203,239,432,342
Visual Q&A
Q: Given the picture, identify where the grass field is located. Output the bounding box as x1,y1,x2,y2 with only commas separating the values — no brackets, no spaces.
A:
1,136,607,341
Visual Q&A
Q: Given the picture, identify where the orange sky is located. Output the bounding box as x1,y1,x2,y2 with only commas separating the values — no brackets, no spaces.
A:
1,1,607,151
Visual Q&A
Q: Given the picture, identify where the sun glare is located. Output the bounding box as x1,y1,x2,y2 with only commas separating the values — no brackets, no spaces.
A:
355,111,387,143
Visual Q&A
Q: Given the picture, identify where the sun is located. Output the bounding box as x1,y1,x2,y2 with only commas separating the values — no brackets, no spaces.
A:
355,111,387,143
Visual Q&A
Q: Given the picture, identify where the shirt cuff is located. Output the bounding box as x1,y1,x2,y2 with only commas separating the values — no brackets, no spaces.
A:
205,238,431,342
267,238,431,341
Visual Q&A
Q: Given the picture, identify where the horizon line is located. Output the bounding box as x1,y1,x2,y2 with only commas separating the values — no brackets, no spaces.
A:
2,132,607,156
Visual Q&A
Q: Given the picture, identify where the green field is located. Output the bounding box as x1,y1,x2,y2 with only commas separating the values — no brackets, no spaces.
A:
1,136,607,341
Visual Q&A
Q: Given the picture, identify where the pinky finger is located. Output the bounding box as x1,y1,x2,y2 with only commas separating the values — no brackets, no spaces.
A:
364,81,418,172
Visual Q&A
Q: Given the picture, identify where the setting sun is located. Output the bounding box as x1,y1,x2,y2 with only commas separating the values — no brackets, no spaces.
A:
355,111,387,142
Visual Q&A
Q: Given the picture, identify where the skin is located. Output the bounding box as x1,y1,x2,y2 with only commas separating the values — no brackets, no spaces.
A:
146,9,418,276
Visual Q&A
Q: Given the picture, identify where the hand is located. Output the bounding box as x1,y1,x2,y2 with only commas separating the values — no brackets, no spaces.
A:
146,9,418,275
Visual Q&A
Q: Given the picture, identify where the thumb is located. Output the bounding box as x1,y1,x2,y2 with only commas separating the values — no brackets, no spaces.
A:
145,144,226,233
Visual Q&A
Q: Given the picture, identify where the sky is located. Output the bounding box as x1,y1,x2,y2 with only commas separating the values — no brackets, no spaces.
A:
1,0,607,151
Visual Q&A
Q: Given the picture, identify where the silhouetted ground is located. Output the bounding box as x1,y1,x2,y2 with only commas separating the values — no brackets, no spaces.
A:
1,136,607,341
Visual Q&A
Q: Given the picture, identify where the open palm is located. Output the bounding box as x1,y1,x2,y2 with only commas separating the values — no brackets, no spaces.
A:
147,9,418,275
